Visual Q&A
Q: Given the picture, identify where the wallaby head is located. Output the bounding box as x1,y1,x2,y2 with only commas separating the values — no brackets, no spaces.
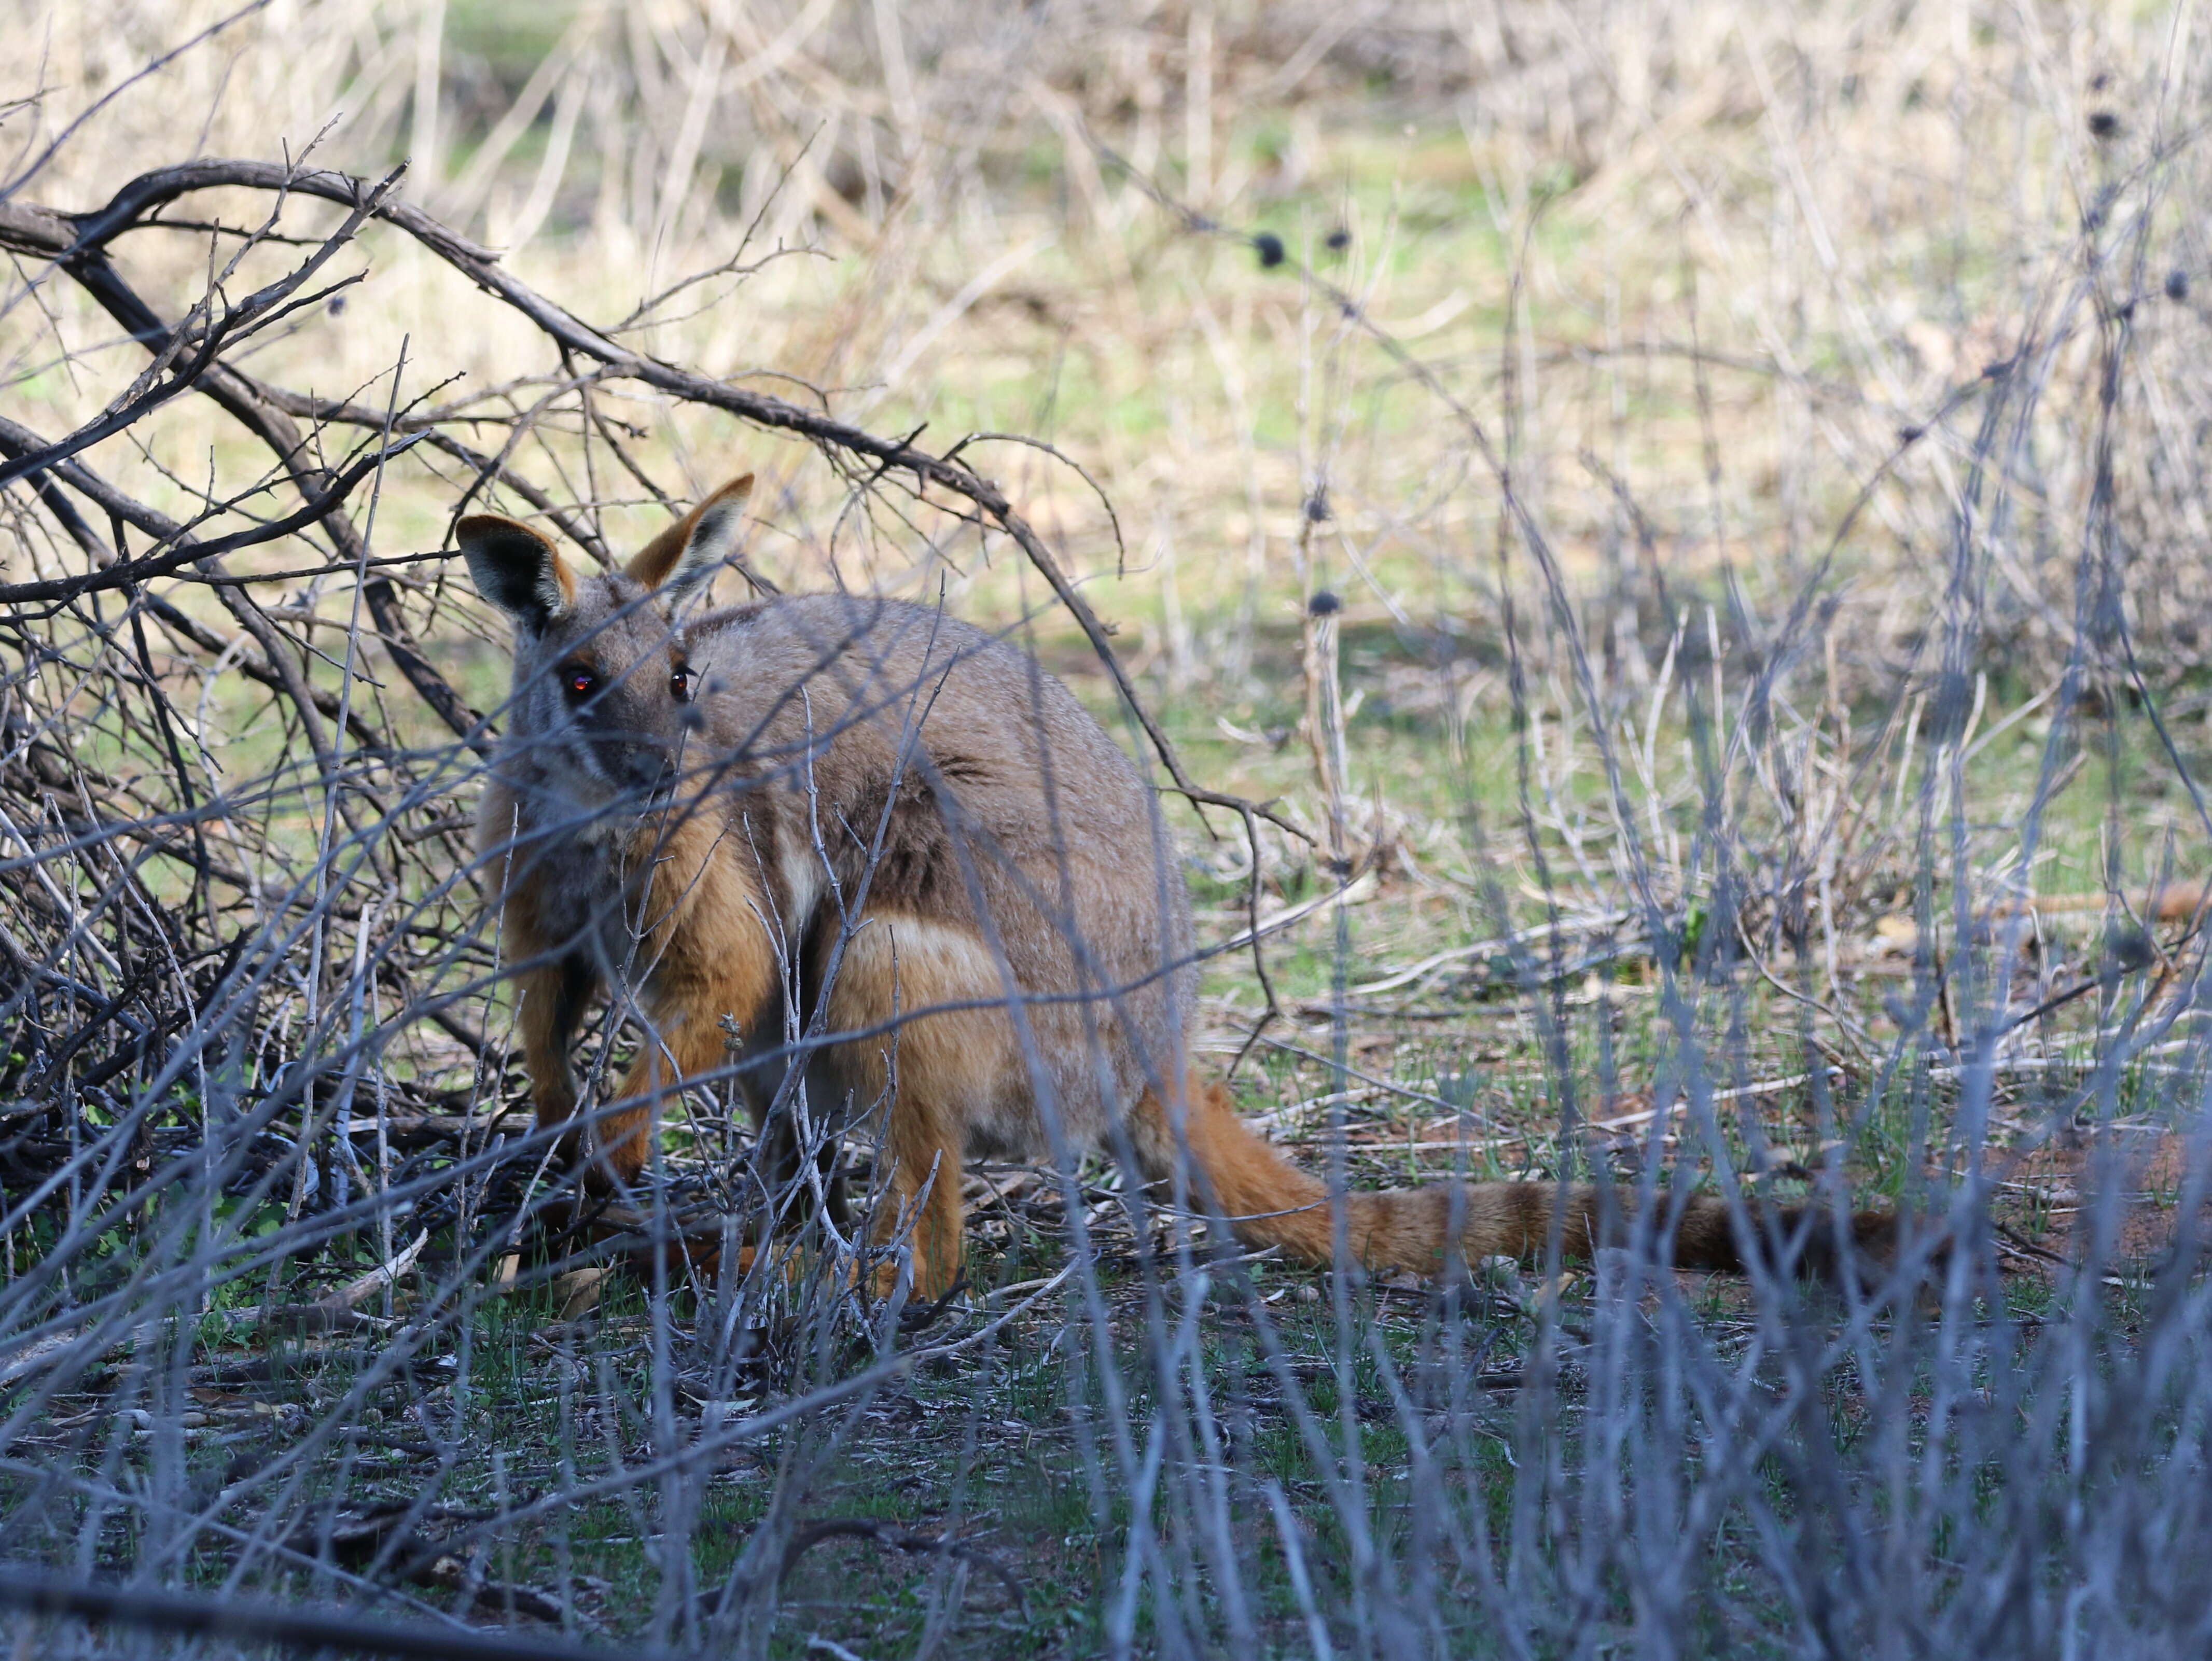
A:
457,474,753,805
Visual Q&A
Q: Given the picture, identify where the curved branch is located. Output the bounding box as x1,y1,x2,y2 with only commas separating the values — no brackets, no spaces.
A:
0,422,424,608
2,171,486,752
0,158,1299,837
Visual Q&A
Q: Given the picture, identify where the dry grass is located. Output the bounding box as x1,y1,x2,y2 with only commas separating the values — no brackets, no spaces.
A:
5,1,2212,1656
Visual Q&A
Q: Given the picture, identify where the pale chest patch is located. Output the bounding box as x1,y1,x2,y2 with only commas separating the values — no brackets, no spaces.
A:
775,832,826,938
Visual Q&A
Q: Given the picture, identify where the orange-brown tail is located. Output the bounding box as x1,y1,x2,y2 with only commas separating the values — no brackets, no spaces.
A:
1138,1083,1899,1284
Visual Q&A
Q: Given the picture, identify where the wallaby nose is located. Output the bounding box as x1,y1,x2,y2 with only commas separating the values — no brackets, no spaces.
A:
594,731,678,794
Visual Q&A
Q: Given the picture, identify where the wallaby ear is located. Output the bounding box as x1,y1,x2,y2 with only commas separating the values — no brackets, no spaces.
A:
627,473,754,600
457,514,573,631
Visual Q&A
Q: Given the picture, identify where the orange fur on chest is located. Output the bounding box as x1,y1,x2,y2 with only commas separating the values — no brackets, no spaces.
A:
616,808,779,1001
497,801,783,1185
599,809,781,1171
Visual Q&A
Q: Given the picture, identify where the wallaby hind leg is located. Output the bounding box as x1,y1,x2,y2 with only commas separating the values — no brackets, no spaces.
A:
756,1102,854,1232
868,1091,965,1302
817,915,1019,1302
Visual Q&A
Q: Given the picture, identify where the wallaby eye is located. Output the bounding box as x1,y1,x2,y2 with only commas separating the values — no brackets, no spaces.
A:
562,666,597,701
670,665,691,702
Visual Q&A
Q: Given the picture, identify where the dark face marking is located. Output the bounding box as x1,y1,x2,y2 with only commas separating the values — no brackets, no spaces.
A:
511,579,703,802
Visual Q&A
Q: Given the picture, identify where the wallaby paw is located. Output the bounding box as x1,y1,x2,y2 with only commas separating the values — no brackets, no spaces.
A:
576,1137,649,1195
866,1254,906,1304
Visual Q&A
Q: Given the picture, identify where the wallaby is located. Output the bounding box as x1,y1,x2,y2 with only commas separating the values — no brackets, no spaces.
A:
459,474,1902,1299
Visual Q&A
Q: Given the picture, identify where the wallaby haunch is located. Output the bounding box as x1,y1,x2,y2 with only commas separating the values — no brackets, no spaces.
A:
460,474,1900,1299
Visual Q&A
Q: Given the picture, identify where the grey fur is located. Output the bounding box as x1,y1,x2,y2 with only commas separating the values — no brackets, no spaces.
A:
470,527,1195,1166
